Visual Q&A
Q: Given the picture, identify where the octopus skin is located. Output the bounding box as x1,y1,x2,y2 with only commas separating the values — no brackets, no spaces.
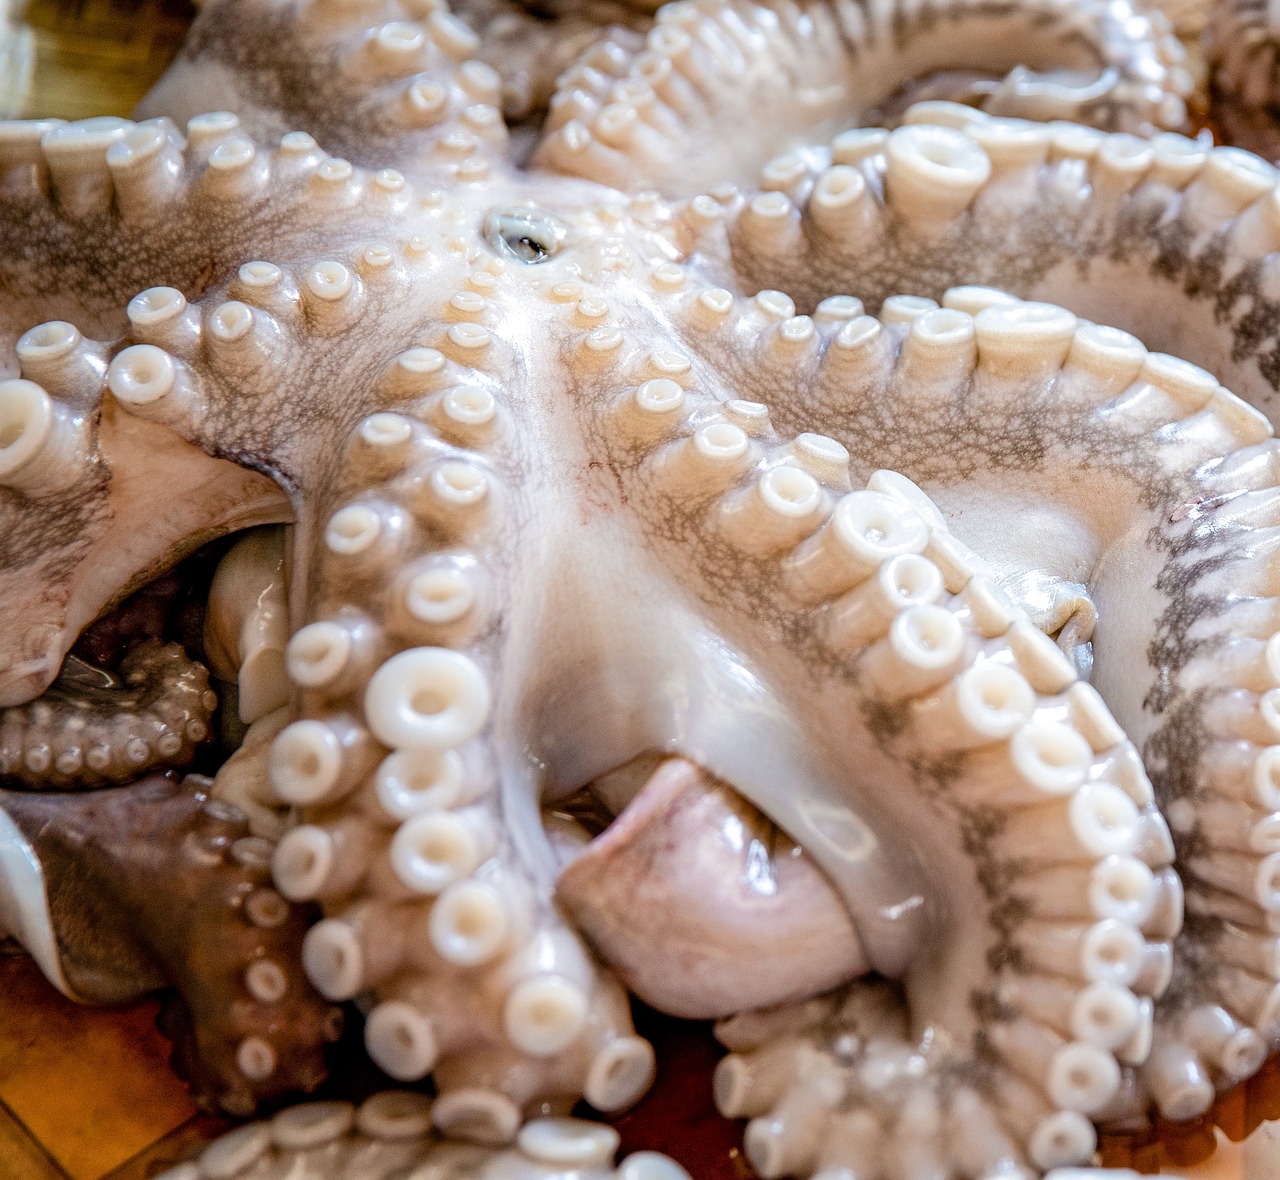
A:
7,0,1280,1177
0,639,219,788
1206,0,1280,162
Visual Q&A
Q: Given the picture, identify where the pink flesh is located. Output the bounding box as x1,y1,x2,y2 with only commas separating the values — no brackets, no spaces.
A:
556,756,870,1020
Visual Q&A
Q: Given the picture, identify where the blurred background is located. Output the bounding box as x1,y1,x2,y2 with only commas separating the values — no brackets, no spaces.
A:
3,0,192,119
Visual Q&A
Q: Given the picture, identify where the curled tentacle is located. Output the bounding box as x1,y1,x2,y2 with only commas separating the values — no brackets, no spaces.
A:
0,360,287,706
0,639,216,788
0,118,482,708
203,525,291,726
451,0,649,125
647,279,1280,1160
0,775,342,1114
131,261,666,1131
138,0,512,177
703,104,1280,430
156,1100,690,1180
534,0,1191,195
585,350,1165,1169
0,117,458,703
0,113,418,359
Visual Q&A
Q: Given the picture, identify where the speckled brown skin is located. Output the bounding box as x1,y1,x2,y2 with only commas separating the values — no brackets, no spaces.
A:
0,639,218,788
0,775,343,1115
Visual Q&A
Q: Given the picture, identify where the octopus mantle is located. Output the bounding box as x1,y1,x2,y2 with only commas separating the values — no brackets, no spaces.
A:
9,0,1280,1177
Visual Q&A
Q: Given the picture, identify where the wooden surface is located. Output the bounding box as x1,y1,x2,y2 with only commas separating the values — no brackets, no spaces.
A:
19,0,192,120
0,953,228,1180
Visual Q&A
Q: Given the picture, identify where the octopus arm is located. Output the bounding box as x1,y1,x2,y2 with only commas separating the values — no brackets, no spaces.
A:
713,107,1280,429
0,396,288,707
0,114,412,367
533,0,1191,196
0,775,342,1115
450,0,652,126
575,296,1178,1170
646,273,1280,1162
103,260,672,1137
0,147,519,706
156,1099,691,1180
137,0,511,176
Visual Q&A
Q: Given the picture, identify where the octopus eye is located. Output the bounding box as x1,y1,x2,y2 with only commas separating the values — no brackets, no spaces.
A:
484,207,566,263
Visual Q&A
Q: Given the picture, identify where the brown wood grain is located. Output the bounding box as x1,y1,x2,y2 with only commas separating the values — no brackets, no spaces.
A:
0,957,197,1180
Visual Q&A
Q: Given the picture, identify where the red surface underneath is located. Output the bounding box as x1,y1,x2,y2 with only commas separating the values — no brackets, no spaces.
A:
606,1005,752,1180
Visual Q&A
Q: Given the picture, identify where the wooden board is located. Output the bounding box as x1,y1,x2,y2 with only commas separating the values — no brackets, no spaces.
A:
0,952,228,1180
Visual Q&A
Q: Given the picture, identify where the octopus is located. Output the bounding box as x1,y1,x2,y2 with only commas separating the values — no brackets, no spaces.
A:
0,0,31,121
14,0,1280,1176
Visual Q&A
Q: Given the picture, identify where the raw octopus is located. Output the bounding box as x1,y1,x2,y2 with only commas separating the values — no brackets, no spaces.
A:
8,0,1280,1176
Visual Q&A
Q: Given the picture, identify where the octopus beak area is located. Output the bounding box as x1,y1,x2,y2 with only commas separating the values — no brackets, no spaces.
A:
550,754,871,1021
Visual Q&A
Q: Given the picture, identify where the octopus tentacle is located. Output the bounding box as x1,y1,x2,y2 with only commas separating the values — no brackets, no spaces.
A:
707,105,1280,429
0,113,412,361
155,1100,690,1180
0,774,342,1114
714,986,1039,1179
95,220,555,475
534,0,1191,195
0,368,286,706
203,525,291,727
657,280,1280,1152
206,707,292,839
130,268,662,1133
0,129,482,707
0,639,217,787
138,0,511,176
451,0,650,125
583,327,1165,1169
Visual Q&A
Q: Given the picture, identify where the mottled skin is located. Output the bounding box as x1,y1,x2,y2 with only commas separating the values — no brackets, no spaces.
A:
2,774,342,1113
10,0,1280,1177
